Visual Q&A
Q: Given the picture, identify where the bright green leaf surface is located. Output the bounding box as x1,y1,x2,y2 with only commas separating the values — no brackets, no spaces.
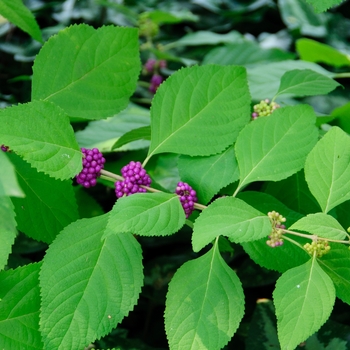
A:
247,60,333,100
290,213,347,240
0,263,43,349
305,0,345,13
0,100,82,180
32,24,140,120
235,105,318,193
0,151,24,197
165,240,244,350
147,65,251,159
75,104,150,152
40,214,143,349
178,145,239,204
192,197,271,252
273,258,336,350
112,126,151,150
105,192,185,238
305,126,350,213
296,39,350,67
0,0,42,42
9,153,79,244
0,197,16,270
275,69,340,98
318,244,350,305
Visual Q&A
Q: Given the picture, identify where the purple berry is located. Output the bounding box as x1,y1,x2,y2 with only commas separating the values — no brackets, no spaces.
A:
175,182,198,218
149,74,163,93
1,145,9,152
114,180,147,198
76,148,105,188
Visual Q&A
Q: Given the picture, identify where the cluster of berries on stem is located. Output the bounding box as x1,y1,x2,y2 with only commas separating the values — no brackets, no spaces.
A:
175,182,198,218
252,99,280,119
143,58,166,93
115,161,152,198
75,148,106,188
304,240,331,258
266,211,286,247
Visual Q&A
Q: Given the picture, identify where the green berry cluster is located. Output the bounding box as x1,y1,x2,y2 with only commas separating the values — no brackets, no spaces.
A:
252,99,280,119
266,211,286,248
304,240,331,258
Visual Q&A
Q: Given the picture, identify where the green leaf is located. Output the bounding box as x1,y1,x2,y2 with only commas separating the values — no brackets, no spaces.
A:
40,214,143,349
0,263,43,349
0,0,42,42
203,41,295,66
0,152,24,197
112,126,151,150
0,196,17,270
164,239,244,350
296,38,350,67
305,126,350,213
275,69,341,98
75,104,150,152
178,145,239,205
104,192,185,238
192,197,271,252
273,257,336,350
32,24,140,120
0,100,82,180
235,105,318,193
305,0,345,13
289,213,347,240
318,244,350,305
247,60,333,100
9,153,79,244
147,65,251,159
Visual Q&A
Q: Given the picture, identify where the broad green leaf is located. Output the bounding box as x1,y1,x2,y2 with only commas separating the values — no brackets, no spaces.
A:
165,30,243,49
147,65,251,159
265,170,321,215
0,100,82,180
246,300,279,350
9,153,79,244
318,244,350,305
247,60,333,100
178,145,239,205
275,69,341,98
289,213,347,240
0,197,17,270
273,257,336,350
331,102,350,135
74,187,104,219
146,9,198,25
40,214,143,350
305,126,350,213
305,0,345,13
203,41,295,66
112,126,151,150
238,191,309,273
296,38,350,67
0,0,42,42
165,239,244,350
0,151,24,197
278,0,326,36
104,192,185,238
235,105,318,193
32,24,140,120
192,197,271,252
75,104,150,152
0,263,43,349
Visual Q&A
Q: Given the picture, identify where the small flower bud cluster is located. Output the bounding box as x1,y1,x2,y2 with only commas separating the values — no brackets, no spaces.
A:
1,144,9,152
143,58,167,74
76,148,106,188
115,161,151,198
252,99,280,119
266,211,286,248
149,74,163,93
175,182,198,218
304,240,331,258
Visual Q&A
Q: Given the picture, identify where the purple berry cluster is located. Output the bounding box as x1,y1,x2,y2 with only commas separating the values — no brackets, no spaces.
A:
175,182,198,218
115,161,152,198
142,58,166,93
1,144,9,152
76,148,106,188
149,74,163,93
